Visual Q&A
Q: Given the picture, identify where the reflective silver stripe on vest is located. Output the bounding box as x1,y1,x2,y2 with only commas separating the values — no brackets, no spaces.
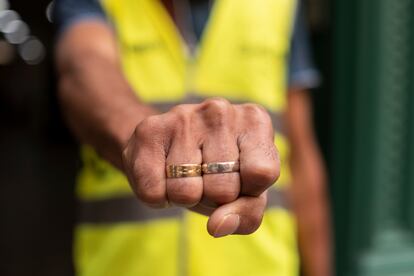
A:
78,197,183,224
151,94,285,134
78,188,289,224
267,188,290,210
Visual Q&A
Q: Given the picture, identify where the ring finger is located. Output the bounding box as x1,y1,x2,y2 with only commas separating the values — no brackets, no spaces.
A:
202,132,240,205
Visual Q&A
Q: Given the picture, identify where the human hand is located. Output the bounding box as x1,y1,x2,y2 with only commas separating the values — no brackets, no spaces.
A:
122,98,280,237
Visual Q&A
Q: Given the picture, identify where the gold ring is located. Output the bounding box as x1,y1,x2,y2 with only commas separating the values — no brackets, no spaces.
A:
202,161,240,175
166,163,202,178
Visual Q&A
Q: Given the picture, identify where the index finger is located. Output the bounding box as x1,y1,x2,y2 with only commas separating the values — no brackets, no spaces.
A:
122,115,171,208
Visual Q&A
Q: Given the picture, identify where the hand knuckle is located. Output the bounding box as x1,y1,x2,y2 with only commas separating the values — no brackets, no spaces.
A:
241,104,272,126
213,190,238,204
170,109,192,134
136,177,164,205
242,103,267,117
136,115,171,146
200,98,232,128
202,98,231,117
203,97,231,111
169,183,201,204
138,189,165,206
246,163,280,186
173,193,199,205
135,117,157,139
170,104,192,115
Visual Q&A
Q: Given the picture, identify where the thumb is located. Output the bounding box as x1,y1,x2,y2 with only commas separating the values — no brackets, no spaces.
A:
206,192,267,238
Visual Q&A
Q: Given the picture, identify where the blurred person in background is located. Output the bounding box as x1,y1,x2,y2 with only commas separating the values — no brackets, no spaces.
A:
53,0,332,275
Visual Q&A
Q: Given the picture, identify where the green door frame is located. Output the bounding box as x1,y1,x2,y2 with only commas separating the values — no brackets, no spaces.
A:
332,0,414,275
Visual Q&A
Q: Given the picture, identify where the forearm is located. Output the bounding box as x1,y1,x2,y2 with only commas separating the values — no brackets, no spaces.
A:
287,89,333,276
290,150,332,276
56,22,156,169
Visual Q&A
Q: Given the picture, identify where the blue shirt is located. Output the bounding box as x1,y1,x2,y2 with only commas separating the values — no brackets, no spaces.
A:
53,0,320,89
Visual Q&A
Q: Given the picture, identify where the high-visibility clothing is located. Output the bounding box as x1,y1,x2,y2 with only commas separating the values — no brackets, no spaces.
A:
75,0,299,275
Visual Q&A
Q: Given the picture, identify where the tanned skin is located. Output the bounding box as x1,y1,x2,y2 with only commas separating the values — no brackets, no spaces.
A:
57,18,332,273
57,21,279,238
287,88,333,276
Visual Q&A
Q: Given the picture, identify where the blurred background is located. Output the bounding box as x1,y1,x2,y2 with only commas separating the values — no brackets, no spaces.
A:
0,0,76,275
0,0,413,275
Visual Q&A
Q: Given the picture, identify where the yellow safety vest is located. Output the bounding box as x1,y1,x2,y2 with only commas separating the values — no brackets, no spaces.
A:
75,0,298,275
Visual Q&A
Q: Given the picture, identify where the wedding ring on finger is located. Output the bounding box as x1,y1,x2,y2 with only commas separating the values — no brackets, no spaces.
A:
202,161,240,175
166,164,202,178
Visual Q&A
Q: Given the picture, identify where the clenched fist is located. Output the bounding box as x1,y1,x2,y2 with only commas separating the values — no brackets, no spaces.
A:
122,98,280,237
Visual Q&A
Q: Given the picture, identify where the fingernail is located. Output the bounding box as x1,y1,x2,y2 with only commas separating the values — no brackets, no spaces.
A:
213,214,240,238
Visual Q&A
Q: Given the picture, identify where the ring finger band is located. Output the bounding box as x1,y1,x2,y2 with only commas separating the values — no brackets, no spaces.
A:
166,164,202,178
202,161,240,175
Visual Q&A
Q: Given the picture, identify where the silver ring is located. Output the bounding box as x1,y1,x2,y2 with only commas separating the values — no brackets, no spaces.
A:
202,161,240,174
